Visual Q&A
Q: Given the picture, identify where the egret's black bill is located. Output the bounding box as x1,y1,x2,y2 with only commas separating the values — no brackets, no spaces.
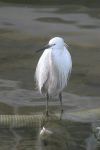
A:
33,44,51,54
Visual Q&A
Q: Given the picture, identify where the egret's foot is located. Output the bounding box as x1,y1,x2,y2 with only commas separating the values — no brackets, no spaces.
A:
60,109,63,120
61,109,63,116
61,109,63,113
43,110,49,117
46,110,49,117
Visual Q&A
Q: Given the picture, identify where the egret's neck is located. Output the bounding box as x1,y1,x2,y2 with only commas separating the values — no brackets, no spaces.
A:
51,46,64,56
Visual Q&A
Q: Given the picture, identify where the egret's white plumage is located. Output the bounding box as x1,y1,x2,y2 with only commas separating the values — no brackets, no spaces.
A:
35,37,72,97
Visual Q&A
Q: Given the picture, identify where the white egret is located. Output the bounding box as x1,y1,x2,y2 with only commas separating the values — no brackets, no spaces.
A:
34,37,72,116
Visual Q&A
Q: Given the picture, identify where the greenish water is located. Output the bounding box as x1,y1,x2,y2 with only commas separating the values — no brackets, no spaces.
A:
0,3,100,150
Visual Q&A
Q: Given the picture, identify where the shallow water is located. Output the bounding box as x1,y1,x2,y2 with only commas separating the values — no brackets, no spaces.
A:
0,3,100,150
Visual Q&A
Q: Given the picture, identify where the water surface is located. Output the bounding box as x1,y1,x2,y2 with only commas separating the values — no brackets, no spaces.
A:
0,3,100,150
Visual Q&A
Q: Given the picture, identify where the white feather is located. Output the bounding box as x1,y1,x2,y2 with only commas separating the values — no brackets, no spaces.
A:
35,37,72,97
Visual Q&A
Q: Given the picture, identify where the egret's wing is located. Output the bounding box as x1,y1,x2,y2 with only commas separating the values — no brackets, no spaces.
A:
64,45,72,81
35,49,50,94
67,67,72,81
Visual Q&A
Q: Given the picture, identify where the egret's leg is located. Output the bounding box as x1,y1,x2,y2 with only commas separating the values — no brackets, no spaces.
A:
59,92,63,112
46,92,49,116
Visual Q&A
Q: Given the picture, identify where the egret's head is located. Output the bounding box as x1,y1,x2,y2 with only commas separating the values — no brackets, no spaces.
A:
49,37,64,49
33,37,65,54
